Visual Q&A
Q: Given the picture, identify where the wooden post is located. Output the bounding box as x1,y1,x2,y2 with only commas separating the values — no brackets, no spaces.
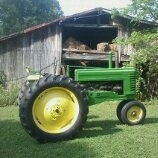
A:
115,51,119,68
108,52,112,68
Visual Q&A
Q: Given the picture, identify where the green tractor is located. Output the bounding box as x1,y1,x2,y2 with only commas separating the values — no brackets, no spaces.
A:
18,52,146,142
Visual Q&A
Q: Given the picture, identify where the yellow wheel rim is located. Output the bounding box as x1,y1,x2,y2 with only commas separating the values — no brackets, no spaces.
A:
127,106,143,123
32,87,79,134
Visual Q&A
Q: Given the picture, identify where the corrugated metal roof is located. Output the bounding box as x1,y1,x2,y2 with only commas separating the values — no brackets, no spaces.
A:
0,7,157,42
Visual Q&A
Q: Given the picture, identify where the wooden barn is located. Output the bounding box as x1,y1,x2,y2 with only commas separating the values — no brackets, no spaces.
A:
0,7,157,85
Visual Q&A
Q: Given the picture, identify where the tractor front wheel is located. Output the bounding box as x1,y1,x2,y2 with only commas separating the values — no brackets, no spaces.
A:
116,100,133,123
120,101,146,125
19,75,88,142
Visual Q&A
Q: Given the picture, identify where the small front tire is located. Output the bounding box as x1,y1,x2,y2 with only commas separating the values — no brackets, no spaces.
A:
116,100,133,123
121,101,146,125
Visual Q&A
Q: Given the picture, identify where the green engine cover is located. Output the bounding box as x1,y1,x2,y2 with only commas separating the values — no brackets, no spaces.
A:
74,67,136,105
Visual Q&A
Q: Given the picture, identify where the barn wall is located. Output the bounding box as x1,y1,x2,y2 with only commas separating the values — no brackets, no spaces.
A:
0,24,62,86
0,11,155,87
112,20,135,62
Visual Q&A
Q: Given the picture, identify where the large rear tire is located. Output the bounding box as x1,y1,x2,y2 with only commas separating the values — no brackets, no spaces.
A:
17,81,30,105
17,73,52,105
19,75,88,142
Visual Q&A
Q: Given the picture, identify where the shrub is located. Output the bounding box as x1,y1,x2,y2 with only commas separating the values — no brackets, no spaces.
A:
0,84,19,107
114,29,158,100
0,71,6,87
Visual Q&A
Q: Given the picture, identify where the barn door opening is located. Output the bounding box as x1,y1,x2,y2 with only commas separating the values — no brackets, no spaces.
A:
61,24,118,78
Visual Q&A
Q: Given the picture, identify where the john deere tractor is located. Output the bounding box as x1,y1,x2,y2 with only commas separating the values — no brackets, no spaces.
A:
18,52,146,142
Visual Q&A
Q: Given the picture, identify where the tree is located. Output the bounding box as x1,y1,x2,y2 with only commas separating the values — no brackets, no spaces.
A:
0,0,63,36
121,0,158,22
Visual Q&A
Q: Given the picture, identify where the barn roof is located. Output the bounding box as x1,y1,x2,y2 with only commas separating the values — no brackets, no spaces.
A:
0,7,157,42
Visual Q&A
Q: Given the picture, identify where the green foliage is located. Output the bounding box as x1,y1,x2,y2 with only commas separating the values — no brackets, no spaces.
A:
111,8,120,20
113,0,158,100
121,0,158,22
0,0,63,36
129,30,158,100
0,71,6,86
114,29,158,100
0,85,19,107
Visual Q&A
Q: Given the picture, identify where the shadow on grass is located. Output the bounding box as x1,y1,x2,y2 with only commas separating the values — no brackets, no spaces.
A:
78,115,122,138
0,117,121,143
87,115,100,119
0,119,31,142
0,119,97,158
145,117,158,124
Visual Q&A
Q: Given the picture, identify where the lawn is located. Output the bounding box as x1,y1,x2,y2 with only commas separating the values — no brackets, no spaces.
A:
0,101,158,158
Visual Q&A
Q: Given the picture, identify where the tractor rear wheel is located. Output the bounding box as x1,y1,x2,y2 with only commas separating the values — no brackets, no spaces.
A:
120,100,146,125
19,75,88,142
17,73,52,105
17,81,30,105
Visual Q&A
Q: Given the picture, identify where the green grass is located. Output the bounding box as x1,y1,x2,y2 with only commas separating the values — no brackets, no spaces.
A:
0,102,158,158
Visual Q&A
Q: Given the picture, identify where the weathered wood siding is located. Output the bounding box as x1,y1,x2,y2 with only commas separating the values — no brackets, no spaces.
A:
1,8,155,87
0,24,62,85
116,22,135,62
